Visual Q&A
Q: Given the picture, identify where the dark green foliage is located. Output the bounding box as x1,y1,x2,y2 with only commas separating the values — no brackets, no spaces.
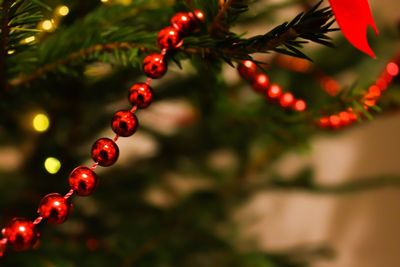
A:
0,0,399,266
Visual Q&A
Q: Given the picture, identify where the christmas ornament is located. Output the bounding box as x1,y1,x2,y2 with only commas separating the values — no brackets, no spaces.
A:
0,9,204,257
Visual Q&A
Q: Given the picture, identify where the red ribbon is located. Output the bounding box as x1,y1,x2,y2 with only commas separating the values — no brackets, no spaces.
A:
328,0,378,58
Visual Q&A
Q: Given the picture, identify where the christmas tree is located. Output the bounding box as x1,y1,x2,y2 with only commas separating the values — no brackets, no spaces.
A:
0,0,399,266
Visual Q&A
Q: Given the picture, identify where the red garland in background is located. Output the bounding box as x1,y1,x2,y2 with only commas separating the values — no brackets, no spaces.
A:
238,60,307,112
318,56,400,129
0,9,205,257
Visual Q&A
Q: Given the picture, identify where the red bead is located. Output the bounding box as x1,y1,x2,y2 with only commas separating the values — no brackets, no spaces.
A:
91,138,119,167
329,115,341,128
386,62,399,77
252,73,269,93
143,53,167,79
69,166,98,196
157,26,182,49
267,84,283,100
293,99,306,112
339,111,351,126
279,92,294,108
192,10,205,23
318,117,330,128
111,110,138,137
128,83,154,109
2,218,39,251
38,193,71,224
238,60,257,80
171,12,195,34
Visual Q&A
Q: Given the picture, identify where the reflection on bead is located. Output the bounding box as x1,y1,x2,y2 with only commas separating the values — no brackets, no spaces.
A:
38,193,70,224
69,166,98,196
91,138,119,167
171,12,195,34
111,110,138,137
279,92,294,108
238,60,257,80
192,10,205,23
157,26,182,49
252,73,269,93
128,83,153,109
2,218,39,251
267,84,282,100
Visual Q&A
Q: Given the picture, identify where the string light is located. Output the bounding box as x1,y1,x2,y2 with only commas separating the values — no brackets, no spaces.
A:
32,113,50,132
22,36,35,44
7,50,15,55
44,157,61,174
40,20,54,32
57,5,69,16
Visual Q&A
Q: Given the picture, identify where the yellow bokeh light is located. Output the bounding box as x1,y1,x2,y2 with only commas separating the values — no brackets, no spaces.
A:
32,113,50,132
41,20,54,31
23,36,35,44
101,0,109,3
57,5,69,16
7,50,15,55
44,157,61,174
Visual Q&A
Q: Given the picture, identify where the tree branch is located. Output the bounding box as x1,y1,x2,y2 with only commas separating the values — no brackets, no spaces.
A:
0,0,12,95
9,42,149,87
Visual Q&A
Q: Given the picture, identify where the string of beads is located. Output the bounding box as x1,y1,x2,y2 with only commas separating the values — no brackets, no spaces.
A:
0,9,205,257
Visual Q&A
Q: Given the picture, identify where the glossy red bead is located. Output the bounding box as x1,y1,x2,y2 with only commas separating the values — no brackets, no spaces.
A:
279,92,294,108
143,53,167,79
38,193,71,224
2,218,39,251
91,138,119,167
238,60,257,80
293,99,306,112
111,110,138,137
157,26,182,49
267,84,283,100
171,12,195,34
128,83,154,109
192,10,205,23
252,73,269,93
69,166,98,196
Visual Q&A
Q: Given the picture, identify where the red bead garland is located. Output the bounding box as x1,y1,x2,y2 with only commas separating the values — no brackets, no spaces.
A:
238,60,307,112
318,58,400,129
0,9,204,257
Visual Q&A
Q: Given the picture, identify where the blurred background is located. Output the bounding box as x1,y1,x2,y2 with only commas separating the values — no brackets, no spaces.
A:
0,0,400,266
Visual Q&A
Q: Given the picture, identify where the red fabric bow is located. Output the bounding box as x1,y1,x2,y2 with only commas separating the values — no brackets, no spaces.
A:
328,0,378,58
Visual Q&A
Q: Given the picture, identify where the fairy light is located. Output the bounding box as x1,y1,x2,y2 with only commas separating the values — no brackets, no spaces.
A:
57,5,69,16
32,113,50,132
101,0,109,2
22,36,35,44
44,157,61,174
40,20,54,31
7,50,15,55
